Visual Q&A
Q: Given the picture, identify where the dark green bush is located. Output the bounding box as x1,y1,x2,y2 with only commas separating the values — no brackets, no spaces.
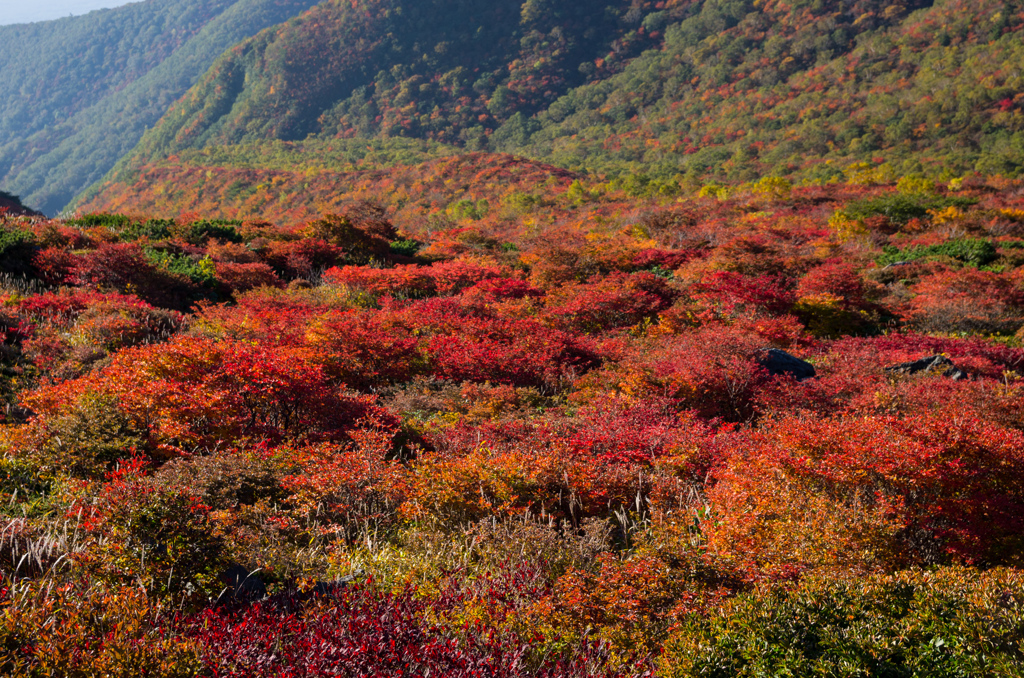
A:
145,249,217,287
185,220,243,245
389,239,423,257
0,226,38,277
122,218,174,241
67,213,133,230
877,238,998,268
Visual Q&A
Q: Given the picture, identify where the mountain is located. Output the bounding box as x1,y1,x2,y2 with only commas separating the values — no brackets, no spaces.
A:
74,0,1024,220
100,0,650,154
70,0,658,213
0,0,321,215
0,190,42,217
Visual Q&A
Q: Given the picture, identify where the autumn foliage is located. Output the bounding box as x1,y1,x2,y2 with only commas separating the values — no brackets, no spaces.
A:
3,176,1024,675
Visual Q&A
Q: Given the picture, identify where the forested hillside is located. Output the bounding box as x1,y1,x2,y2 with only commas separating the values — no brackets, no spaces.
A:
0,0,320,216
520,0,1024,180
107,0,650,154
77,0,1024,219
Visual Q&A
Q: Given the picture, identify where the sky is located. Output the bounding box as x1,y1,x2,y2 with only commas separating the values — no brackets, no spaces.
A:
0,0,137,26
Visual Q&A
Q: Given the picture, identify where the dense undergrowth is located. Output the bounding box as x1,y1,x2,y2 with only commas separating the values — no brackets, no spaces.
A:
2,172,1024,675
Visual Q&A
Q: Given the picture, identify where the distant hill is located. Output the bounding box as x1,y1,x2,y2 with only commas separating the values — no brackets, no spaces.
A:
68,0,1024,219
72,0,683,212
102,0,650,154
0,0,320,215
515,0,1024,181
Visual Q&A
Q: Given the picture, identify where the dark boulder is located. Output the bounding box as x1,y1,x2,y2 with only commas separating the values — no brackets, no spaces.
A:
218,564,267,602
756,348,816,381
884,355,968,380
310,573,361,596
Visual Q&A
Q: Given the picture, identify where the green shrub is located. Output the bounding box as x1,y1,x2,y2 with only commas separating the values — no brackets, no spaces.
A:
389,239,423,257
145,250,218,287
122,218,174,241
845,194,977,225
877,238,998,268
661,567,1024,678
66,213,132,230
184,219,243,244
23,391,150,479
446,199,489,221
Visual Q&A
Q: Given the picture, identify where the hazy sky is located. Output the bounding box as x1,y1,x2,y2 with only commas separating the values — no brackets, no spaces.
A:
0,0,138,26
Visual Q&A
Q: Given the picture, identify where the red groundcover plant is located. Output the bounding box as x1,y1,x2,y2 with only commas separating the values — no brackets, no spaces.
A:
183,586,642,678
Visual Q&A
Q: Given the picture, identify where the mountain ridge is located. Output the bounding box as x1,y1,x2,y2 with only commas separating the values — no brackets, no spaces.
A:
0,0,321,215
74,0,1024,220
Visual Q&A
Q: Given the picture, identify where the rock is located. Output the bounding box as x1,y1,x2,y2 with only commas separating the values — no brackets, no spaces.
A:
756,348,816,381
884,355,968,380
310,572,361,596
219,564,266,602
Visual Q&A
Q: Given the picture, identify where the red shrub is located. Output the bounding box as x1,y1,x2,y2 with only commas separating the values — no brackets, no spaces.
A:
545,272,676,333
302,309,421,387
796,261,868,309
579,325,781,421
214,261,283,293
323,264,436,297
631,248,703,271
323,260,501,298
464,276,544,301
692,271,796,317
903,268,1024,335
32,247,82,286
17,290,183,374
263,238,345,279
75,243,198,309
409,398,719,522
25,337,395,454
707,413,1024,573
192,292,322,348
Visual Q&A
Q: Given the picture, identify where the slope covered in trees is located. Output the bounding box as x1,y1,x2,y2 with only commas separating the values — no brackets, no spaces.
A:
0,0,320,216
520,0,1024,180
78,0,1024,219
102,0,651,155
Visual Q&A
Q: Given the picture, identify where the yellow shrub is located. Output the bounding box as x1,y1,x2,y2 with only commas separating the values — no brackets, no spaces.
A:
827,210,868,241
751,176,792,200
